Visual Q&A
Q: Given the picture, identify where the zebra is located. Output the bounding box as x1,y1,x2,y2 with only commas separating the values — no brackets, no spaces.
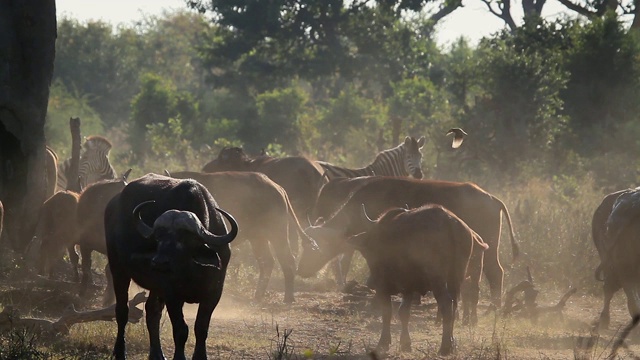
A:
56,135,117,192
317,136,426,180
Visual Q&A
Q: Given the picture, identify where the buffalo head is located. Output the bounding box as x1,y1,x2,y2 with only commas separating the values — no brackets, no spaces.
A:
133,201,238,271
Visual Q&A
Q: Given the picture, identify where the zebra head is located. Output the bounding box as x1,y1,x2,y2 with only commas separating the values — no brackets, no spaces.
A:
403,136,426,179
83,135,113,154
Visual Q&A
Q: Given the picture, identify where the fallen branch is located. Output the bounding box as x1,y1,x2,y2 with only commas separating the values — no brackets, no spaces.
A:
502,267,576,323
0,291,147,335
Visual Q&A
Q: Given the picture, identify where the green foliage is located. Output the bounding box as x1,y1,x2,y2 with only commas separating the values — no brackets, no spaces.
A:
561,14,640,155
442,38,481,111
317,87,381,156
250,86,308,153
45,81,104,158
54,17,142,127
192,1,439,95
469,20,569,174
129,73,198,162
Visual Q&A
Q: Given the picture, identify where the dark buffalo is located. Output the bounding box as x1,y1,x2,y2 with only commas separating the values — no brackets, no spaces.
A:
202,147,325,234
298,177,519,324
170,170,314,303
349,204,488,355
106,173,238,360
591,188,630,328
596,188,640,326
33,190,79,278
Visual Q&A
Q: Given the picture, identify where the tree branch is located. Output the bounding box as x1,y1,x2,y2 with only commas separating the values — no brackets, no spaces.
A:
555,0,598,17
430,0,464,24
481,0,517,30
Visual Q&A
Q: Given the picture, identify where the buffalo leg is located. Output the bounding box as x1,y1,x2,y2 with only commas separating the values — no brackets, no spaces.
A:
271,234,296,303
334,248,355,288
166,300,188,360
68,245,80,282
146,291,166,360
461,252,483,325
102,263,115,306
482,244,503,310
111,270,130,360
433,282,456,356
399,293,413,352
376,291,392,352
79,246,93,296
622,280,640,320
287,223,299,258
598,274,621,329
249,239,274,302
193,292,223,360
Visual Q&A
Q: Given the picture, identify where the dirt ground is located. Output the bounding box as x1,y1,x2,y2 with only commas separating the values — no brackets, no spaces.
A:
95,280,640,360
2,258,640,359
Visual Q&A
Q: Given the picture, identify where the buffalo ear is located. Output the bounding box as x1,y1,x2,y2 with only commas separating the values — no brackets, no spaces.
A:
347,232,368,250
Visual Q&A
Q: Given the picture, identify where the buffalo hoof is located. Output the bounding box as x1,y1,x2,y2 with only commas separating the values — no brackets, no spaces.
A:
597,315,610,330
438,337,456,356
148,350,167,360
400,341,412,352
376,341,390,354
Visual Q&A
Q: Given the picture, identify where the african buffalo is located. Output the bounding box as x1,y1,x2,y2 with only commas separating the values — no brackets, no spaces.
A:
311,176,381,286
170,170,314,303
597,187,640,326
298,176,519,324
202,147,325,253
33,190,79,278
349,204,488,355
106,173,238,360
31,171,130,304
75,177,129,302
591,188,630,328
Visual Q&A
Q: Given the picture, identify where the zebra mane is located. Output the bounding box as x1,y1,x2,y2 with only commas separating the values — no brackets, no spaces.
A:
370,142,405,164
84,135,112,153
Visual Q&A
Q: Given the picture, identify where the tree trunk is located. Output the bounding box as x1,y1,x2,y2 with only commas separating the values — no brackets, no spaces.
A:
0,0,57,252
67,117,82,192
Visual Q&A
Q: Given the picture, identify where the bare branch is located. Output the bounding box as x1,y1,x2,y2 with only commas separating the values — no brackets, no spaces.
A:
430,0,464,24
555,0,598,17
480,0,517,30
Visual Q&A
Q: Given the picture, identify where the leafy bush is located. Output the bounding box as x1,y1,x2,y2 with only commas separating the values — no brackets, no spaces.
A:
45,80,104,159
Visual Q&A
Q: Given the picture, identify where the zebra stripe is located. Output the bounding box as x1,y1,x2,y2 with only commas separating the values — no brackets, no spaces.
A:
318,136,426,180
56,136,117,191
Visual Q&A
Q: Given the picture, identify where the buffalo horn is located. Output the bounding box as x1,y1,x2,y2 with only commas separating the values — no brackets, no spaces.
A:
197,207,239,247
361,204,375,223
133,200,155,239
122,168,132,183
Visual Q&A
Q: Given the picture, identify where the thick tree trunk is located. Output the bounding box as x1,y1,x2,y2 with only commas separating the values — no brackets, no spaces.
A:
67,117,82,192
0,1,57,252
